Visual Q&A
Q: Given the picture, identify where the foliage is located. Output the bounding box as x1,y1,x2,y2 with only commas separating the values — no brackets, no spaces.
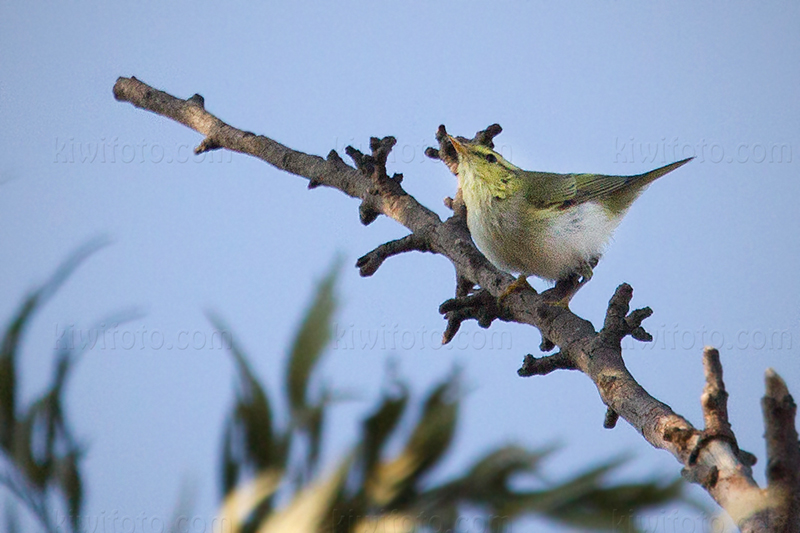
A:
212,260,690,533
0,239,138,533
0,249,692,532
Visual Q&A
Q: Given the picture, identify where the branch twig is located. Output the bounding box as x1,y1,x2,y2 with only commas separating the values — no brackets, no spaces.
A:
762,369,800,531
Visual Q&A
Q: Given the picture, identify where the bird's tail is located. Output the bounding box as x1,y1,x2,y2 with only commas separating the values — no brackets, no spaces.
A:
634,157,694,186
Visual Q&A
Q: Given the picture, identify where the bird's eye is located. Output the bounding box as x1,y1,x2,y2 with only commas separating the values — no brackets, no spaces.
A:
485,153,497,163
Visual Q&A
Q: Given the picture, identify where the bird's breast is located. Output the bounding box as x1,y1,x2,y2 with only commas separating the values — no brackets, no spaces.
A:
464,185,621,280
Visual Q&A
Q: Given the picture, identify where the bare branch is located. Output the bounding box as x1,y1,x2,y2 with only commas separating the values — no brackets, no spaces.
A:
599,283,653,346
356,233,432,277
113,77,795,530
517,352,577,377
675,348,776,532
687,348,739,466
603,408,620,429
763,369,800,531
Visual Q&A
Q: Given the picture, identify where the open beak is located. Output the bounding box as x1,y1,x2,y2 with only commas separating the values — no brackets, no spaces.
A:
447,135,467,156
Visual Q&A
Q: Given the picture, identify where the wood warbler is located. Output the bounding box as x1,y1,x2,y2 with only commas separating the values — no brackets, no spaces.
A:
447,135,692,295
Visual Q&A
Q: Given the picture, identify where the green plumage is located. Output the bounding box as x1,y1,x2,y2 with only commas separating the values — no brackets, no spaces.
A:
521,157,694,216
448,135,693,287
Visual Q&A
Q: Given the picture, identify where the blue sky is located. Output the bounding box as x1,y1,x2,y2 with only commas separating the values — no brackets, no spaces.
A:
1,2,799,531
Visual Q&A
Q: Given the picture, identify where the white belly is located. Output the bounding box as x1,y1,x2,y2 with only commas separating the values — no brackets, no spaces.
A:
467,198,621,281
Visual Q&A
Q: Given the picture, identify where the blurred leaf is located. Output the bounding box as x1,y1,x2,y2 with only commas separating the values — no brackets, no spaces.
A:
481,455,686,532
543,477,685,531
219,470,284,533
56,450,83,528
220,417,241,496
209,314,284,488
353,512,417,533
488,458,627,521
469,445,551,483
367,373,458,507
361,384,408,475
42,373,67,461
0,296,32,452
256,455,351,533
582,477,684,509
532,456,629,511
0,238,108,452
195,256,691,532
306,402,325,475
29,349,75,472
402,373,459,473
13,405,49,489
462,445,555,502
286,258,340,416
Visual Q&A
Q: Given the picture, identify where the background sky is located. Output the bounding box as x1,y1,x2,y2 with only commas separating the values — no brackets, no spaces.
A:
2,2,799,532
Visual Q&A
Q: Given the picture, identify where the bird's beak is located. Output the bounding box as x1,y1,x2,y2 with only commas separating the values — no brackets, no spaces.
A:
447,135,467,156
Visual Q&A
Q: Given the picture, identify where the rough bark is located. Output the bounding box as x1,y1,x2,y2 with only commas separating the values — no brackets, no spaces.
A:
113,76,799,532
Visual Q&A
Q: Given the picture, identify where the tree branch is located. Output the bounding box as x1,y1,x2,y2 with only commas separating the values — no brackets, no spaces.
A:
517,351,577,377
356,233,432,277
113,77,798,531
762,369,800,531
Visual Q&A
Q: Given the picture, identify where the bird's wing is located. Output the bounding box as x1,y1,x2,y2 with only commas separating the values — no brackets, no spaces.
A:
523,170,655,210
521,158,693,210
519,170,577,208
571,173,633,204
520,170,627,207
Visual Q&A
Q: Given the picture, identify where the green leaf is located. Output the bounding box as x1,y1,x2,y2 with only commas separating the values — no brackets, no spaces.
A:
305,402,325,476
403,371,459,475
0,238,108,452
0,296,33,453
463,445,555,500
539,455,630,507
486,455,685,531
286,258,340,416
220,417,241,496
12,406,48,488
366,372,459,506
494,456,628,519
209,313,284,489
361,383,408,474
56,450,83,528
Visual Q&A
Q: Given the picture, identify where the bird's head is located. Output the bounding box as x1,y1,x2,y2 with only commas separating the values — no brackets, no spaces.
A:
447,135,519,188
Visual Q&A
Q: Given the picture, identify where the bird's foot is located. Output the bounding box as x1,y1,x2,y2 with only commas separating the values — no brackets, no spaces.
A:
498,275,534,305
543,263,594,308
542,275,581,308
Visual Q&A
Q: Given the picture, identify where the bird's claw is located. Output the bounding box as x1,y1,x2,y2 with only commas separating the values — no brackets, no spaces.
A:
498,276,534,305
542,278,578,308
542,261,596,307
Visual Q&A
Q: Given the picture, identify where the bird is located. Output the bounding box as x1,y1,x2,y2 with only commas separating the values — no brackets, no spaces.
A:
447,135,692,302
